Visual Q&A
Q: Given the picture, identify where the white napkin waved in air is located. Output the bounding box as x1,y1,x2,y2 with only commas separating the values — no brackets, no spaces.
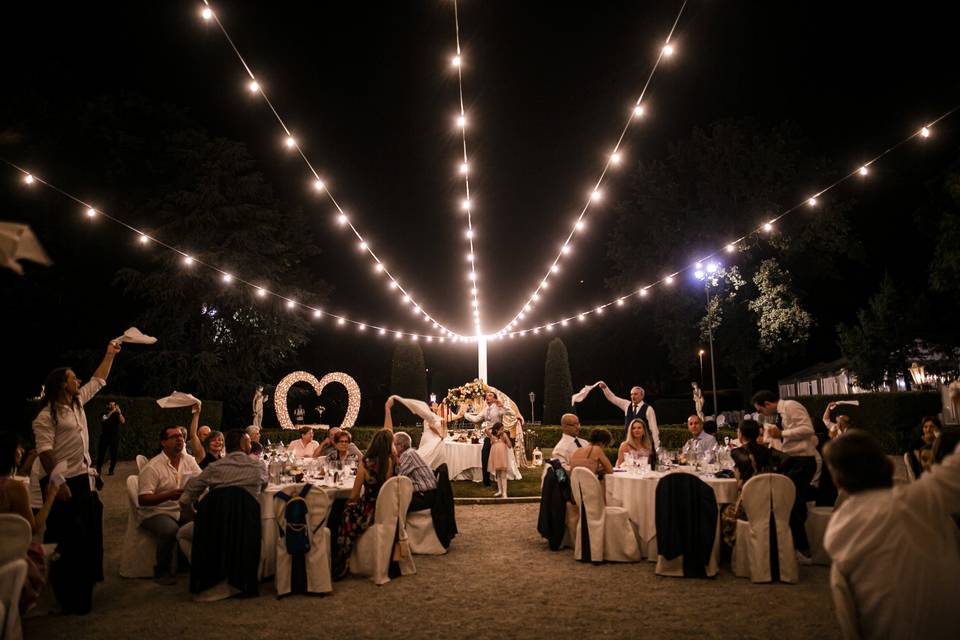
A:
156,391,201,409
833,400,860,407
571,381,604,405
113,326,158,345
390,395,442,431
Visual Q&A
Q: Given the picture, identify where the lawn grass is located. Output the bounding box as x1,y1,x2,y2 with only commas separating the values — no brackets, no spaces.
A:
451,464,546,498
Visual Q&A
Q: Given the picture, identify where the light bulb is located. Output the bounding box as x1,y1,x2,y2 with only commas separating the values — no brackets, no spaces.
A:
532,293,540,302
858,165,869,176
551,264,560,273
337,213,348,225
466,253,474,261
763,221,774,232
284,136,296,148
575,220,585,231
662,43,675,56
590,190,602,202
468,272,476,281
337,318,346,326
807,196,818,207
541,280,549,289
470,287,477,295
388,281,398,290
23,174,35,185
617,297,625,306
461,198,471,211
426,336,433,342
374,263,384,273
460,162,469,174
313,309,322,318
640,288,649,296
138,234,150,244
533,328,540,334
286,299,296,309
402,295,411,304
457,115,466,128
256,288,266,297
248,80,259,93
920,126,931,138
85,208,97,218
183,255,194,266
452,55,461,67
395,332,402,339
725,243,736,253
201,7,213,21
359,241,367,251
706,262,718,274
561,319,569,326
359,324,367,331
578,314,586,322
595,306,604,314
313,179,325,191
465,229,474,239
379,328,386,335
561,244,571,255
546,324,554,332
633,105,645,118
665,275,674,285
222,273,233,283
610,152,621,165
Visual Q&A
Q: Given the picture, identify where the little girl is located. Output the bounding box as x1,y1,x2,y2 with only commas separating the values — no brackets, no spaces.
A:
487,422,513,498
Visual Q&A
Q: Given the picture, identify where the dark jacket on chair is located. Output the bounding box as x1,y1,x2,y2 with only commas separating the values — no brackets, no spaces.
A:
431,464,458,548
190,486,262,596
655,473,718,577
538,460,571,551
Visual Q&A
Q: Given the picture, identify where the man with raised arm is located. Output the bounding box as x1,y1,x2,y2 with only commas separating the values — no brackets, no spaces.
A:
598,382,660,449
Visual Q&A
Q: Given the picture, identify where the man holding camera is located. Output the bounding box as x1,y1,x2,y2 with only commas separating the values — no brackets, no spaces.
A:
96,400,125,476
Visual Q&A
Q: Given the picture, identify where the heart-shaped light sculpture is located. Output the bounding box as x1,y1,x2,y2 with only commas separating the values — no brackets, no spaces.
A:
274,371,361,431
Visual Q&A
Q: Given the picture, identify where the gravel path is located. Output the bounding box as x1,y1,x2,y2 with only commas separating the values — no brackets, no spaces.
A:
24,461,840,640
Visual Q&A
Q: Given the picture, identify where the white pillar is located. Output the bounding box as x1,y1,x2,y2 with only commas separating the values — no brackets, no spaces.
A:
477,337,488,383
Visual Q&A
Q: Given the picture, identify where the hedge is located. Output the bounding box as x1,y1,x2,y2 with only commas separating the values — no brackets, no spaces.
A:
21,395,223,462
790,392,940,453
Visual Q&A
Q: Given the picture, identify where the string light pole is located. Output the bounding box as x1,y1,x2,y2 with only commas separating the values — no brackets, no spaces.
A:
694,263,720,418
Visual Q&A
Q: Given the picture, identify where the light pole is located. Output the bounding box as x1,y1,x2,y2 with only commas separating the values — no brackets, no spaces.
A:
528,391,536,424
694,264,720,418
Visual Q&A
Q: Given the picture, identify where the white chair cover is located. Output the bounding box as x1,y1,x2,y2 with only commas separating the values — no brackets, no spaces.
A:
732,473,798,583
0,559,28,640
136,455,149,472
406,510,446,555
350,476,416,585
805,503,833,566
903,453,916,482
570,468,641,563
0,514,30,567
274,484,333,596
120,475,157,578
830,565,862,640
177,523,193,563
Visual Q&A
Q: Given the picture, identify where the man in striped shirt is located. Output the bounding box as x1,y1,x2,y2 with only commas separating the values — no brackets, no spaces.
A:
394,431,437,512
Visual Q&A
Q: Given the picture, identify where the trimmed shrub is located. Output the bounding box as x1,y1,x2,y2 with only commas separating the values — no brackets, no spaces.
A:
790,391,940,453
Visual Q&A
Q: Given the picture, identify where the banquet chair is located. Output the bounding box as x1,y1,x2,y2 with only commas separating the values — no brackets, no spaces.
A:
350,476,416,585
654,473,719,578
0,513,31,640
830,565,862,640
406,511,446,555
804,502,834,566
274,484,333,596
570,468,641,563
190,487,261,600
136,455,149,472
731,473,798,583
903,453,916,482
120,475,157,578
407,464,455,555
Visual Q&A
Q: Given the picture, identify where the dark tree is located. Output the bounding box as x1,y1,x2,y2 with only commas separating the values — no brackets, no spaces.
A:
390,342,427,425
543,338,573,425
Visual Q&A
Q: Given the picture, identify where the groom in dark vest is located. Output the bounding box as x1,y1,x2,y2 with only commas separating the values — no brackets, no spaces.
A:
598,382,661,456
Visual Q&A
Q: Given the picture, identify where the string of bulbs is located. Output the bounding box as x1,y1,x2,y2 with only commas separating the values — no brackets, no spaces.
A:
492,0,689,337
7,159,476,344
497,108,957,339
450,0,485,336
198,1,466,340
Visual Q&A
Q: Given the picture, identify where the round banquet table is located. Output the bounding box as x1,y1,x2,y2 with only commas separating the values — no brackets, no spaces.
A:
440,439,522,483
605,469,738,560
260,480,352,578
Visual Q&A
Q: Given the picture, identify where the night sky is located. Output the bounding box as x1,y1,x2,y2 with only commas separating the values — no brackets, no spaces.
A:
3,1,959,422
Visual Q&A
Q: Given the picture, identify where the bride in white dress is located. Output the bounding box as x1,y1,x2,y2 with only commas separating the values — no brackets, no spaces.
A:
385,395,447,468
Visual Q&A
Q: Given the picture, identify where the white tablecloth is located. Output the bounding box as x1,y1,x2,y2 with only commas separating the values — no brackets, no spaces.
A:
605,469,738,559
260,481,352,578
440,440,522,482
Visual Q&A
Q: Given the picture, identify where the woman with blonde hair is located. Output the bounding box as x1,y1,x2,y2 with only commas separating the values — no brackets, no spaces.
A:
616,418,654,467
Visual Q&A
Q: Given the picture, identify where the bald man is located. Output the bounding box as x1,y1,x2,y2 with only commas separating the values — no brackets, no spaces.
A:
551,413,589,471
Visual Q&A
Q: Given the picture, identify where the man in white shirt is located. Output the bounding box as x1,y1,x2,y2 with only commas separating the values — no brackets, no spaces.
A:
551,413,589,471
823,430,960,639
31,341,120,615
138,425,201,584
287,426,319,457
752,389,820,560
598,382,660,449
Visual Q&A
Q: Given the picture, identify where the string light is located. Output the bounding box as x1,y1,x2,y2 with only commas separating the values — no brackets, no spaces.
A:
194,3,464,339
222,273,233,283
138,234,150,244
495,0,689,335
248,80,259,93
313,309,322,318
313,179,325,191
920,126,931,138
23,174,35,185
183,255,194,266
503,104,960,338
85,207,97,218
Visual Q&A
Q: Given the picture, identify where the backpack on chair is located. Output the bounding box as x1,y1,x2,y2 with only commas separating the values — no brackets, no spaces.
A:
275,484,313,555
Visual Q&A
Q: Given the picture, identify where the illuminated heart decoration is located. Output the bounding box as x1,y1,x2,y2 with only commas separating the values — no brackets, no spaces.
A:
274,370,361,431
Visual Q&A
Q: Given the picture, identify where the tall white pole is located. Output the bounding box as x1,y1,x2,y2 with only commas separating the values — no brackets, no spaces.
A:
477,337,488,383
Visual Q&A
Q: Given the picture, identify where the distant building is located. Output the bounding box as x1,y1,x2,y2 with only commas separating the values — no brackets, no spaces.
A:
778,358,860,398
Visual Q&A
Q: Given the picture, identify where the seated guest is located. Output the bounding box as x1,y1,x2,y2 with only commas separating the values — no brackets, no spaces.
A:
325,430,361,465
186,402,223,469
683,415,718,455
822,402,853,440
616,418,654,467
287,426,319,457
907,416,942,477
245,425,261,444
315,426,362,458
551,413,589,471
570,428,614,483
332,429,395,580
394,432,437,511
823,430,960,639
0,431,59,609
179,429,268,509
137,426,201,584
248,441,263,460
730,419,790,485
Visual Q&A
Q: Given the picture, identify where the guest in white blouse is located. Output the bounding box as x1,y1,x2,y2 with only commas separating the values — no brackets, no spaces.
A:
551,413,588,471
287,426,320,457
823,430,960,639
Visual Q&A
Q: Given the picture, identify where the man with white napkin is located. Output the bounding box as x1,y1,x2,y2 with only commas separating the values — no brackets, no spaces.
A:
596,382,660,449
138,425,201,584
